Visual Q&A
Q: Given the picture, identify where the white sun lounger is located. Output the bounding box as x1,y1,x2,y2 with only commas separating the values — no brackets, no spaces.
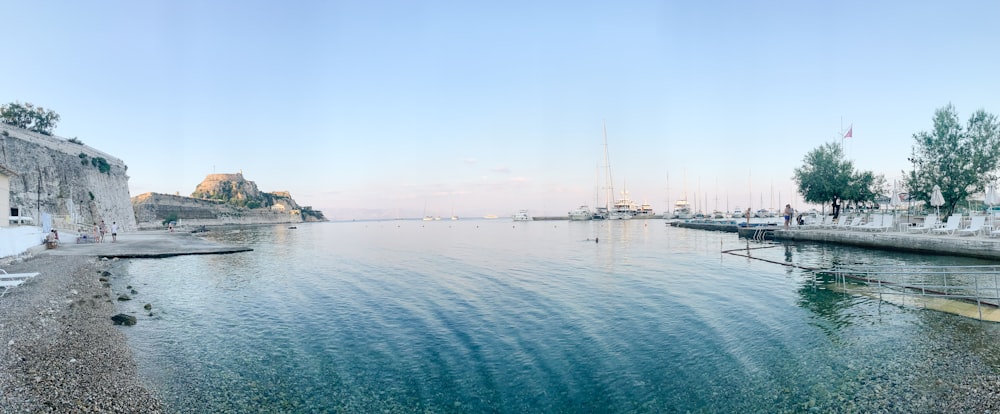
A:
853,214,884,231
907,214,938,233
0,269,40,297
932,215,963,235
958,215,987,236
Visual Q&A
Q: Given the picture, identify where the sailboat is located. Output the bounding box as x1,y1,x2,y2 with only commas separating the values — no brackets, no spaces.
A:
673,174,693,219
600,121,638,220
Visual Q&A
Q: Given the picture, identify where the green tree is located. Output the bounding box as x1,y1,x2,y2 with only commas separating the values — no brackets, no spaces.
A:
793,142,854,213
905,104,1000,217
0,102,61,135
843,171,887,209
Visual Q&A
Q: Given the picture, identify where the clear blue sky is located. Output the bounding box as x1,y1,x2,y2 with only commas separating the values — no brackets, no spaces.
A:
3,1,999,218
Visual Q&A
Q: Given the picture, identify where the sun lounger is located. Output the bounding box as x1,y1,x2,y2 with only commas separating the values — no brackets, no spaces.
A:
841,216,862,229
0,269,40,297
826,215,849,229
907,214,938,233
872,214,895,232
932,214,962,235
958,215,987,236
853,214,884,231
802,215,832,229
834,215,857,230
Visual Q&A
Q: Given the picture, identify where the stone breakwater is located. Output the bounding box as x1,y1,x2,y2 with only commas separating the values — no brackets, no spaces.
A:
0,253,162,412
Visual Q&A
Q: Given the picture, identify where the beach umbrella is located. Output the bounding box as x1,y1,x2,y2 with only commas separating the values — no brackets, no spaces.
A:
986,184,999,207
931,185,945,216
889,184,902,211
986,184,999,227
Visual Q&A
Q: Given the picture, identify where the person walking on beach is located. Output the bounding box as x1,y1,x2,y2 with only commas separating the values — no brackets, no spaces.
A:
99,220,107,243
111,221,119,242
783,204,794,229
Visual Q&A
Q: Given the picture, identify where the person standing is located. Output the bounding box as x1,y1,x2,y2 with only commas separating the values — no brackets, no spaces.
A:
783,204,794,229
111,221,119,242
832,196,841,219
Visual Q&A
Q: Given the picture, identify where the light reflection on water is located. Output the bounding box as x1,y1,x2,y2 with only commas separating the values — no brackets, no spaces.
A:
115,221,1000,412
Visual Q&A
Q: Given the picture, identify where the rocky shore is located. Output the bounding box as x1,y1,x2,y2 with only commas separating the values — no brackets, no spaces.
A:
0,251,162,413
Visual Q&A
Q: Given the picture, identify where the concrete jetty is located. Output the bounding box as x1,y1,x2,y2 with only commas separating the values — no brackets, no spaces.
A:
773,228,1000,260
42,231,252,259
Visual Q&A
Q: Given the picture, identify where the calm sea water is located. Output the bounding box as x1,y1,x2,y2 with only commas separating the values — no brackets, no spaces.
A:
115,220,1000,413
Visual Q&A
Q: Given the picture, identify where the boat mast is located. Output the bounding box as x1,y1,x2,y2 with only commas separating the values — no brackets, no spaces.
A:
602,120,615,211
594,164,600,210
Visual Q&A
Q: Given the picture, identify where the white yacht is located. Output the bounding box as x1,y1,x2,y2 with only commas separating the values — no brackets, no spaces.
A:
609,190,638,220
568,205,593,221
673,199,693,219
512,210,532,221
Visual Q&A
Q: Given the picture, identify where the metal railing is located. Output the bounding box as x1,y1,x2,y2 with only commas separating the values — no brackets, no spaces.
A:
821,265,1000,320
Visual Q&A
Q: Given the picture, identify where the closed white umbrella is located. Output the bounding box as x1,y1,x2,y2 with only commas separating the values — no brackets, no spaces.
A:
986,184,999,207
889,185,902,210
931,185,945,217
985,184,999,228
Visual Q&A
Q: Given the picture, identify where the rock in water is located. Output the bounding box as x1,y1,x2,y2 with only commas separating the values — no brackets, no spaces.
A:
111,314,137,326
117,294,132,301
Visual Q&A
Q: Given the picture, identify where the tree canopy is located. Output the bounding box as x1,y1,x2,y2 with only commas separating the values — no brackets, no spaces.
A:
905,104,1000,217
0,102,60,135
793,141,883,211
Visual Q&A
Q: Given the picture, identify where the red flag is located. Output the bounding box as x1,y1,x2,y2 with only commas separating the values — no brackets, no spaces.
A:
844,125,853,138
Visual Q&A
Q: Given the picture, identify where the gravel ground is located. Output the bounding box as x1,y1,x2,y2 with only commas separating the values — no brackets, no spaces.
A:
0,248,162,413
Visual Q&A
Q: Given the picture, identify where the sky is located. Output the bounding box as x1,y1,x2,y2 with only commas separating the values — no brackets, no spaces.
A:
3,1,999,219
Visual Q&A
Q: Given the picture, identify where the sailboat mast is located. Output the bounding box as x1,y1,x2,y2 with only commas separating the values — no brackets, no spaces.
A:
602,120,615,210
594,165,600,210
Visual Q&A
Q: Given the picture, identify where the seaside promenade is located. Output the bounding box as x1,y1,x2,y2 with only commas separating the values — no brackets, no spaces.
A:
774,225,1000,260
672,217,1000,261
44,231,253,258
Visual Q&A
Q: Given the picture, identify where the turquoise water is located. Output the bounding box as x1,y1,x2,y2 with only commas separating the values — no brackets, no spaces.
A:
116,220,1000,412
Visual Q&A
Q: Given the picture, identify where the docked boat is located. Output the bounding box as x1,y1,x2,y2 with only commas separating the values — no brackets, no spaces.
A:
609,189,638,220
636,202,655,217
569,205,593,221
592,207,609,220
512,210,532,221
673,199,693,219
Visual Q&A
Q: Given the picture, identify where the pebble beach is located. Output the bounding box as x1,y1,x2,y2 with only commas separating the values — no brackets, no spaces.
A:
0,250,162,413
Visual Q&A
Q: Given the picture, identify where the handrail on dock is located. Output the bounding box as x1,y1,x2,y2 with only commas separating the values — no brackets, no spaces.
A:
819,265,1000,321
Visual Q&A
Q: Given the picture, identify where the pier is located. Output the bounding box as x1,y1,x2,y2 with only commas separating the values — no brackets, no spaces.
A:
773,228,1000,261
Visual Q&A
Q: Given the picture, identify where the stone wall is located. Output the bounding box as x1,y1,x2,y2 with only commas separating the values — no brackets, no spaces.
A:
132,192,306,229
0,125,136,232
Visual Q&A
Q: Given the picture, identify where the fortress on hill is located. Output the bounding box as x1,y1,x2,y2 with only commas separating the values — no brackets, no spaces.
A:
132,172,326,229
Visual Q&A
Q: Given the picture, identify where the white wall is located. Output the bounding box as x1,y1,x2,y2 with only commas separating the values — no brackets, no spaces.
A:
0,225,42,258
0,173,9,228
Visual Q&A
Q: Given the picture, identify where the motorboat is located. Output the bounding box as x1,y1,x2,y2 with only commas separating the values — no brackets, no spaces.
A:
512,210,532,221
673,199,693,219
569,205,593,221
